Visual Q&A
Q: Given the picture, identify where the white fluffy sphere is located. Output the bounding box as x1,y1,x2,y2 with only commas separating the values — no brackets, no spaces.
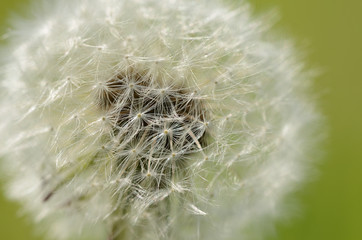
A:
0,0,320,239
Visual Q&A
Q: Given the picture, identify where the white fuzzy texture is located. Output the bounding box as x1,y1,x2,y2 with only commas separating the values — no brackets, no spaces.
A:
0,0,319,239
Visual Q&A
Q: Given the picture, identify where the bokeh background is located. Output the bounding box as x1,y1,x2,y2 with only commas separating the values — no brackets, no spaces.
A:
0,0,361,239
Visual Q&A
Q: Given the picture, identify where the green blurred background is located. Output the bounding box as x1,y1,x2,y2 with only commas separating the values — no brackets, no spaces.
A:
0,0,361,239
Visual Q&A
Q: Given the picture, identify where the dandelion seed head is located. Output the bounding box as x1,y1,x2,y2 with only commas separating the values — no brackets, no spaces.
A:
0,0,320,239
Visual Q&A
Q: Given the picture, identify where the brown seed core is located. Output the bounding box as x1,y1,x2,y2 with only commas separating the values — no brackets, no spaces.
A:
97,70,208,189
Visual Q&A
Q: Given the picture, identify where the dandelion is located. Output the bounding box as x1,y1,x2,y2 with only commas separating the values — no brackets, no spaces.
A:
0,0,320,239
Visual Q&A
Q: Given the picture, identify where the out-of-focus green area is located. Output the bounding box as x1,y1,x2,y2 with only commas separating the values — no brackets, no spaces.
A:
0,0,361,239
